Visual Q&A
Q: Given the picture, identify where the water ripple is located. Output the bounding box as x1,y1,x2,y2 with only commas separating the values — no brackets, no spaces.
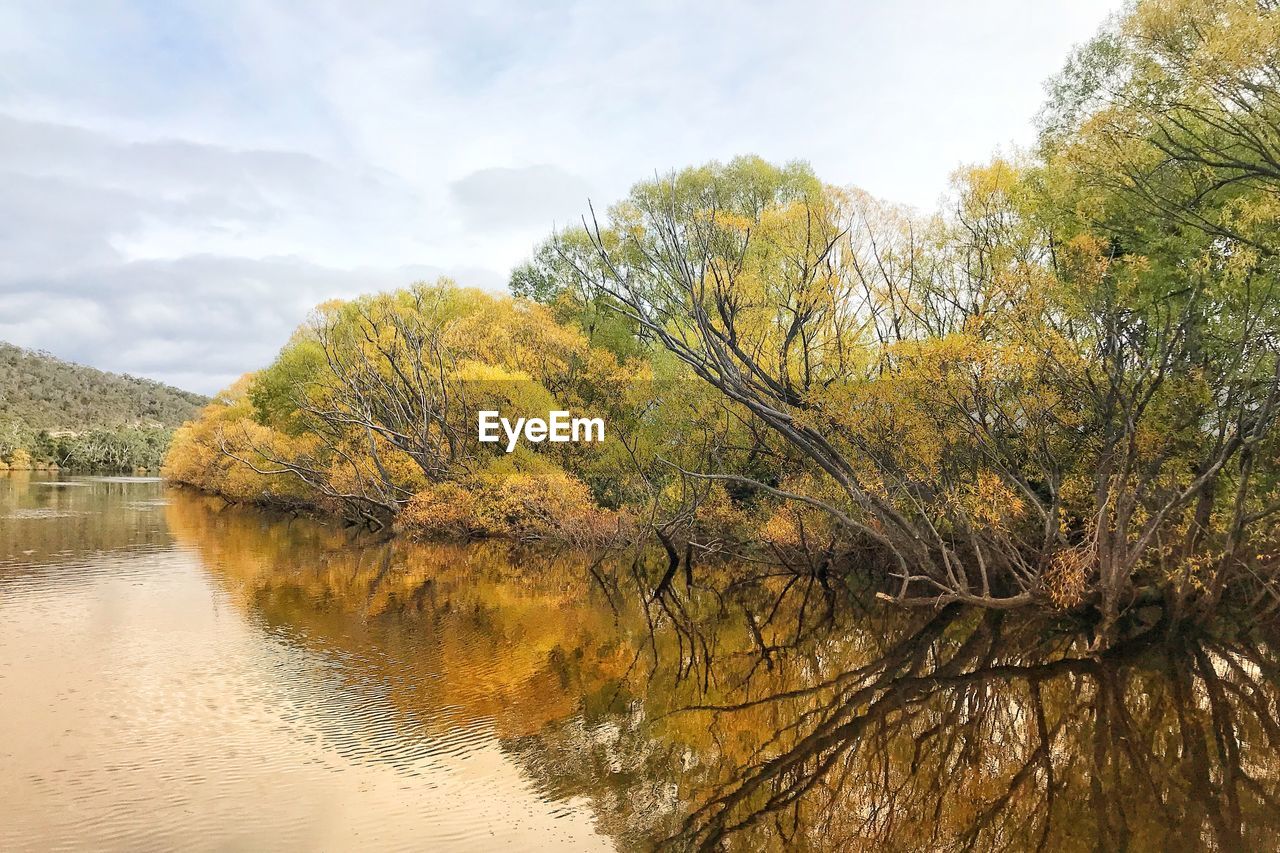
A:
0,476,611,851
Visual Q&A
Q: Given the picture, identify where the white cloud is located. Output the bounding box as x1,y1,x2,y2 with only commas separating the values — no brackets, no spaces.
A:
450,165,593,229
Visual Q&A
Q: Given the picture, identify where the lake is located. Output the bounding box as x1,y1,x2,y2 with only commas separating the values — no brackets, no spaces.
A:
2,473,1277,851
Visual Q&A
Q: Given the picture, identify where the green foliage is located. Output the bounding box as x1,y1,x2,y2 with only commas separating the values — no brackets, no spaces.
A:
248,336,325,435
53,427,174,470
511,156,821,363
0,341,206,470
511,228,646,361
0,342,206,429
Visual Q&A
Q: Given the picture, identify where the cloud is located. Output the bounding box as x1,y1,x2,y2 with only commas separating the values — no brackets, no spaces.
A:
0,255,502,394
450,164,593,229
0,114,501,393
0,115,428,270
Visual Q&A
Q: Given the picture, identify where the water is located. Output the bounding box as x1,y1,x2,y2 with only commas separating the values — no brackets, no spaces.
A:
1,473,1278,851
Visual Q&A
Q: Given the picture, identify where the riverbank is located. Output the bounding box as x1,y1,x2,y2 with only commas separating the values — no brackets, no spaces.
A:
162,476,635,547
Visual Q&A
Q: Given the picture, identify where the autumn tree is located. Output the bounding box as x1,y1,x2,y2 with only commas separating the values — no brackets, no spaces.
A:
1036,0,1280,629
557,67,1279,636
166,280,632,538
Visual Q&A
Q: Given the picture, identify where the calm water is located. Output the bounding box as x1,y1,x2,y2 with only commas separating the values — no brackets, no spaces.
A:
2,473,1278,851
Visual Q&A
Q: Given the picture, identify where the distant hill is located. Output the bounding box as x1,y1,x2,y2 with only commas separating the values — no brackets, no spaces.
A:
0,342,207,429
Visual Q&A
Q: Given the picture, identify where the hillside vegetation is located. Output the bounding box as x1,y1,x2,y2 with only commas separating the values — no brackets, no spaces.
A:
0,342,207,471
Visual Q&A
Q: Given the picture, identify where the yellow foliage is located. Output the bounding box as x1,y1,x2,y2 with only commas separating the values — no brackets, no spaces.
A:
1044,546,1094,610
163,280,630,543
955,471,1026,532
398,483,481,538
399,468,627,546
163,375,312,504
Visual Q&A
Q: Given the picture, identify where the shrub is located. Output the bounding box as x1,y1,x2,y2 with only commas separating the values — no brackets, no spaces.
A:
398,483,482,539
399,470,628,546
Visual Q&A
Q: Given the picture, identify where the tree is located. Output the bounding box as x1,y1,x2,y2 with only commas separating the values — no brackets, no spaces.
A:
1037,0,1280,627
563,135,1279,635
166,279,630,538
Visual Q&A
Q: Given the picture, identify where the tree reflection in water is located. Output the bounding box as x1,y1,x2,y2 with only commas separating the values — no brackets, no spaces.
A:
167,493,1280,852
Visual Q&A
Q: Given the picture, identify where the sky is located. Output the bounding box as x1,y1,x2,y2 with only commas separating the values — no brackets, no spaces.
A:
0,0,1124,395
